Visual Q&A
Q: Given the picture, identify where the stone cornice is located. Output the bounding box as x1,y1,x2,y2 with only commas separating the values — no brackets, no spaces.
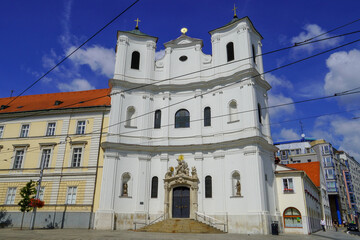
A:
101,136,277,154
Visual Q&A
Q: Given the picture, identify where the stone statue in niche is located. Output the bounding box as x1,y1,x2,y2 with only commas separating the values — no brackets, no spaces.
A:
191,166,197,179
123,182,128,196
236,180,241,196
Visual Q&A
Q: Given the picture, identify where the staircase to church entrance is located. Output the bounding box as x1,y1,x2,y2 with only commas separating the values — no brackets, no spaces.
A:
136,219,225,233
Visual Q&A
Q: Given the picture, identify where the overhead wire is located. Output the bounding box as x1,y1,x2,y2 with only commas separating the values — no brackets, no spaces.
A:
3,0,140,107
1,30,360,125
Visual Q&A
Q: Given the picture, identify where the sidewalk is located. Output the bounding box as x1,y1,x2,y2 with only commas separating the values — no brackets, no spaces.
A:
0,228,357,240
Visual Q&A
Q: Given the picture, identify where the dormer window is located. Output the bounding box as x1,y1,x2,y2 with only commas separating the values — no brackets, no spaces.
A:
131,51,140,70
226,42,234,62
54,100,63,106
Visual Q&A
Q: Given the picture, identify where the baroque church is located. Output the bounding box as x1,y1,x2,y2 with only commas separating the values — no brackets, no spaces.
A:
94,13,280,234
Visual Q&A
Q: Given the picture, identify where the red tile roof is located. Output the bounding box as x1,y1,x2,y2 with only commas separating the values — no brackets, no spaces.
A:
287,162,321,187
0,89,111,114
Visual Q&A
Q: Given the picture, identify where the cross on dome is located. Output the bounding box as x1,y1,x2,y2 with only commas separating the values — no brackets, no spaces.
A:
134,18,141,29
232,4,238,18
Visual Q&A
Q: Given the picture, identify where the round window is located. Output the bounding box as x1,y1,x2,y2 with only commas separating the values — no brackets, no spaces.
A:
179,56,188,62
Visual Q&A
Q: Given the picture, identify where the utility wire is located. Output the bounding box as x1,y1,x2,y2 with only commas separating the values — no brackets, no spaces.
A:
3,0,140,107
1,30,359,124
294,17,360,44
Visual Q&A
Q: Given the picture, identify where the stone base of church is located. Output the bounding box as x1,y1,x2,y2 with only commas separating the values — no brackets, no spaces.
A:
94,210,115,230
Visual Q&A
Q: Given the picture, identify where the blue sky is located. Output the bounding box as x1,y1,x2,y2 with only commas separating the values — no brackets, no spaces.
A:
1,0,360,159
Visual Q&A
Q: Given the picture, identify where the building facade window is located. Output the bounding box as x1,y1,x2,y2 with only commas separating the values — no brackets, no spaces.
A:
131,51,140,70
0,126,4,138
46,122,56,136
323,156,333,167
121,172,131,196
66,186,77,204
151,176,158,198
175,109,190,128
327,181,337,192
40,149,51,168
20,124,29,137
283,178,294,192
71,148,82,167
257,103,262,124
76,120,86,134
229,100,238,122
39,187,45,201
126,106,136,127
5,187,17,205
13,149,24,169
226,42,234,62
154,110,161,129
283,207,302,228
205,175,212,198
204,107,211,127
326,169,335,179
322,145,330,154
252,44,256,64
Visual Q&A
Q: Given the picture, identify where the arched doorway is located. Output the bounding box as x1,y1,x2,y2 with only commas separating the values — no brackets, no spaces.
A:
172,187,190,218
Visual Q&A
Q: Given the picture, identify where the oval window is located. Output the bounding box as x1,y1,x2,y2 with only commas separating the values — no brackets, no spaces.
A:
179,56,188,62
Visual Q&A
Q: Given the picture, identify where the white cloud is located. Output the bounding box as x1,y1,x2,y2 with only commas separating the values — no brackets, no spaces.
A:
312,115,360,160
268,93,296,119
67,45,115,77
291,24,341,54
324,49,360,107
155,49,165,60
266,73,293,90
57,79,95,92
277,128,299,141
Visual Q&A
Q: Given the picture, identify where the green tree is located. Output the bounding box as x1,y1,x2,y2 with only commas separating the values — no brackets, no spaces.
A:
18,180,37,229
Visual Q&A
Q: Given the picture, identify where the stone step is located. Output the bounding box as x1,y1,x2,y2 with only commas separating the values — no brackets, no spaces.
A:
137,219,224,233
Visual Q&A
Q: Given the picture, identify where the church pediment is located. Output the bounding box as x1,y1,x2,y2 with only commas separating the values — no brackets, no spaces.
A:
164,34,203,49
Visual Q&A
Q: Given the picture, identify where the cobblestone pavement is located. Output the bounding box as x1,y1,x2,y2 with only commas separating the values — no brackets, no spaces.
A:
0,228,358,240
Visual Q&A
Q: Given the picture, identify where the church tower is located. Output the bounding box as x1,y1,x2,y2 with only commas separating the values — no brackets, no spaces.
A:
95,13,279,234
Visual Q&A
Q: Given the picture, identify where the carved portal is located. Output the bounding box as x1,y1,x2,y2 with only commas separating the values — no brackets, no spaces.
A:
164,155,199,219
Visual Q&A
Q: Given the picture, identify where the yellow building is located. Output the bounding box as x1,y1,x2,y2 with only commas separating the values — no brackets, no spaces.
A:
0,89,110,228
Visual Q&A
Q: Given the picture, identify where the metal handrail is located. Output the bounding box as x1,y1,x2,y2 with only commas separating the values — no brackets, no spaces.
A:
133,214,164,230
195,212,227,232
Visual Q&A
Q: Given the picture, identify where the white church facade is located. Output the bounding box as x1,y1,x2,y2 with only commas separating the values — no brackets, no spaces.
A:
94,15,281,234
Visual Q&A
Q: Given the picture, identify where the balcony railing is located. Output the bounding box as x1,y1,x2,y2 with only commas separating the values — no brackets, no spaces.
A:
283,188,294,193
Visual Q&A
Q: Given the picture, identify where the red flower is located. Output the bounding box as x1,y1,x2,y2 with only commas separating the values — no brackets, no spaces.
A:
29,198,45,208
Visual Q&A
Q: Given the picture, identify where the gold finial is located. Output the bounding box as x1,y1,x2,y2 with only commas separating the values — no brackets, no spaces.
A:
178,154,184,161
181,28,188,35
232,4,238,18
134,18,141,29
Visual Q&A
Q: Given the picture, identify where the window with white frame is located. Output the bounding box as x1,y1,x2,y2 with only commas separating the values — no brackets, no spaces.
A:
323,156,332,167
66,186,77,204
20,124,29,137
39,187,45,201
0,126,4,138
327,181,337,192
46,122,56,136
13,149,24,169
283,178,294,192
326,169,335,179
5,187,16,204
40,149,51,168
322,145,330,154
76,120,86,134
71,147,82,167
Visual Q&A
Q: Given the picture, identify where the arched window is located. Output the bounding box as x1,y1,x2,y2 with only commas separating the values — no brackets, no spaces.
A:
151,176,158,198
131,51,140,70
232,171,241,196
154,110,161,129
175,109,190,128
121,172,131,196
229,100,238,122
204,107,211,127
257,103,262,124
283,207,302,228
205,175,212,198
252,44,256,64
226,42,235,62
126,106,136,127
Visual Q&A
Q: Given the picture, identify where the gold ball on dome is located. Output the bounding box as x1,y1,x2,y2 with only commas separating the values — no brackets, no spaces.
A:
181,28,188,34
